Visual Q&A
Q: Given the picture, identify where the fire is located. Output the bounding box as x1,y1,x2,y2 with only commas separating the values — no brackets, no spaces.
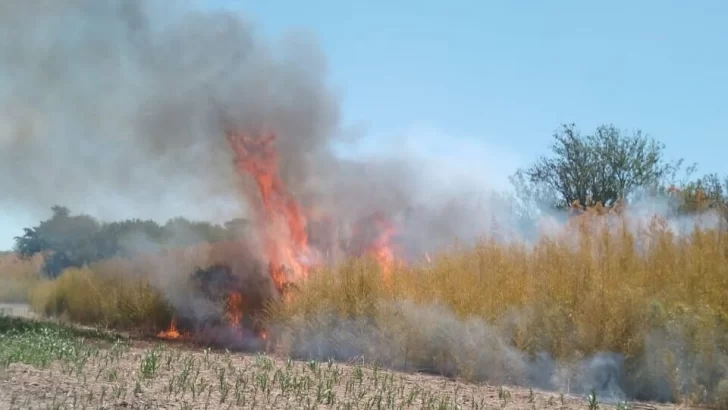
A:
351,211,398,282
225,292,244,327
157,316,181,340
225,131,312,292
369,213,396,281
155,130,402,343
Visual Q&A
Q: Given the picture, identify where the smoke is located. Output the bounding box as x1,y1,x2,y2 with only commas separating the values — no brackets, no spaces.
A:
272,302,632,402
0,0,337,226
271,300,728,404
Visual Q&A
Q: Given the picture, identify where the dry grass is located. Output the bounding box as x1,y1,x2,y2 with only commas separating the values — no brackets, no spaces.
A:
19,209,728,406
0,252,43,303
291,212,728,355
271,210,728,405
29,264,171,332
27,241,268,331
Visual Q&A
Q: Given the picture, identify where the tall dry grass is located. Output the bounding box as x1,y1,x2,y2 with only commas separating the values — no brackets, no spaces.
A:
30,263,171,331
269,209,728,404
28,241,267,331
277,211,728,353
0,252,43,303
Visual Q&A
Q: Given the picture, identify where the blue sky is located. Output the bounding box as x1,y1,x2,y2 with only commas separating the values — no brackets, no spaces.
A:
1,1,726,250
211,0,727,179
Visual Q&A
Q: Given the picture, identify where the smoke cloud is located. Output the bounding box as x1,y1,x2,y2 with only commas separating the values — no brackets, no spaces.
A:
0,0,338,225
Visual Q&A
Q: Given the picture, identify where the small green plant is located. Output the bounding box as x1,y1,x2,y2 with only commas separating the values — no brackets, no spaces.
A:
140,347,161,379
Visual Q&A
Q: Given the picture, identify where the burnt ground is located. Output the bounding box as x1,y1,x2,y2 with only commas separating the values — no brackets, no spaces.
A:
0,305,696,409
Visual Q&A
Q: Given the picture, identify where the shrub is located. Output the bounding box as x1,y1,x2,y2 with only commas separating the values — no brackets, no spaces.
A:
30,262,172,331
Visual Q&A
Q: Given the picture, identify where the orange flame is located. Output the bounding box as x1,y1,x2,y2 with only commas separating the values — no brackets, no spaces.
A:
351,211,398,283
225,131,312,292
225,292,244,327
370,213,396,281
157,316,181,340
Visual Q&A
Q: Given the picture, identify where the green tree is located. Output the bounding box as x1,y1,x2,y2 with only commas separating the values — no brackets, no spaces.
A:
512,123,684,210
14,205,102,277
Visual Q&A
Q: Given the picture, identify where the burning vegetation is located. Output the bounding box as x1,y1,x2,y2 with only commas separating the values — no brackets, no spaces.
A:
156,130,399,347
225,131,314,291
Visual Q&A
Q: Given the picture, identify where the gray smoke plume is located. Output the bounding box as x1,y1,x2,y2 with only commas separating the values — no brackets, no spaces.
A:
0,0,340,227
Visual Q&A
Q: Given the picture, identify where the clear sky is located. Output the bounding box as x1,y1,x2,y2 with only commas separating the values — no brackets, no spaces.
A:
210,0,727,178
1,1,726,250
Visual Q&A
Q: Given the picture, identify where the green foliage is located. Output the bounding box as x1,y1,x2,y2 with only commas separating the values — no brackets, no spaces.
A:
513,123,683,210
14,206,103,277
0,315,124,369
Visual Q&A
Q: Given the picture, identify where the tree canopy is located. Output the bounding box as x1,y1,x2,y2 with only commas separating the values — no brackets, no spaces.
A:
14,206,249,278
511,123,687,210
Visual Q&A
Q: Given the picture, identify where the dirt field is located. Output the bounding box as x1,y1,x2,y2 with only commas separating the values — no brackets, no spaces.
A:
0,313,693,410
0,344,687,410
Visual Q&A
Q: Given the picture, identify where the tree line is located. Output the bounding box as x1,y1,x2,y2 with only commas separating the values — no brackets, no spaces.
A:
14,205,251,278
14,122,728,278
